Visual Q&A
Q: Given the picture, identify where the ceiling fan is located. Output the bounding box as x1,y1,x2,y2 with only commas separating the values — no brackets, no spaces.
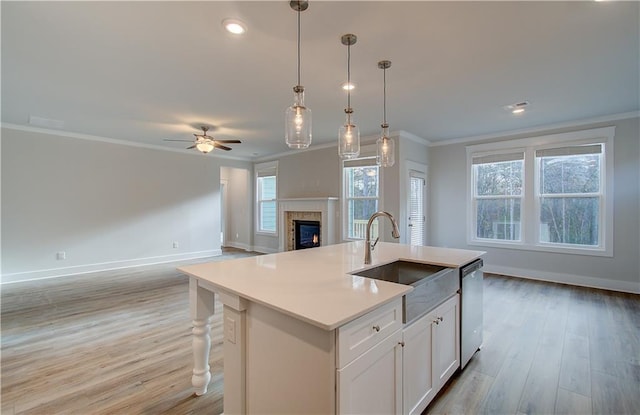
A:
164,126,241,153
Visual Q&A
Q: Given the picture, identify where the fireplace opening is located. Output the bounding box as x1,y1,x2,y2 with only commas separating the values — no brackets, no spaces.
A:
294,220,321,250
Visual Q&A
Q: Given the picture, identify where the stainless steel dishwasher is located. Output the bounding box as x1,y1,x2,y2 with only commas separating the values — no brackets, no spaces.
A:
460,258,483,369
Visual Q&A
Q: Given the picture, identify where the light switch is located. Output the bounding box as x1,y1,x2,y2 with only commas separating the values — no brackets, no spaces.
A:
225,316,236,344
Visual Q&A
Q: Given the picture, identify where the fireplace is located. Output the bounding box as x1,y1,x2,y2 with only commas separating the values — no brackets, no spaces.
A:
278,198,338,252
294,220,320,250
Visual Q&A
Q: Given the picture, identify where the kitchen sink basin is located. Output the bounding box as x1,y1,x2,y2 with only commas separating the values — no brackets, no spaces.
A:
351,261,458,324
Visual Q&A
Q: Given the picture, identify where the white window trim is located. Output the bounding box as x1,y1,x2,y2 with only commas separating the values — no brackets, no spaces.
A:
341,144,382,241
466,126,614,257
255,160,278,237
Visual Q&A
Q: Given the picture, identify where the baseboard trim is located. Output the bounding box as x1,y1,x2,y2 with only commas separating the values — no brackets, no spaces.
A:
1,250,222,284
484,264,640,294
252,245,279,254
223,242,252,252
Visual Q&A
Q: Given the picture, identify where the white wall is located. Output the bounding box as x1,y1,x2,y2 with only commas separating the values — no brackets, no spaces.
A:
429,117,640,293
1,127,223,282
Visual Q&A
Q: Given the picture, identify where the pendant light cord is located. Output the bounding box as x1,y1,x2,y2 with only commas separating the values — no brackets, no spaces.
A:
297,6,301,86
383,67,387,125
347,44,351,110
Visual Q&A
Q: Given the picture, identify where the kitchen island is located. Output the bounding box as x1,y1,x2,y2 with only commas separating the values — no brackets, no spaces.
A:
179,241,484,414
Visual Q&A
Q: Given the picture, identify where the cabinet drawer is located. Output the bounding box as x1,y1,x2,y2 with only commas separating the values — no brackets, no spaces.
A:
337,298,403,368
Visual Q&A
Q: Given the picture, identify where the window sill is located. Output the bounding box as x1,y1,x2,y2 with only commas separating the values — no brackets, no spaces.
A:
468,239,612,257
256,231,278,238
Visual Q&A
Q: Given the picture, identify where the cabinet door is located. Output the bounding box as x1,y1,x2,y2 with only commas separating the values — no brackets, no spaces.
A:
337,330,403,415
434,294,460,385
402,311,437,415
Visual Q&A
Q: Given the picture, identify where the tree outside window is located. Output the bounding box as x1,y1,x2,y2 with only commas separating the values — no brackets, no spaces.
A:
344,162,379,240
537,146,602,246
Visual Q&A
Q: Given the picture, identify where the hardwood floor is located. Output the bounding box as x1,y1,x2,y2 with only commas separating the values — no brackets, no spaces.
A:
2,252,638,414
428,275,640,415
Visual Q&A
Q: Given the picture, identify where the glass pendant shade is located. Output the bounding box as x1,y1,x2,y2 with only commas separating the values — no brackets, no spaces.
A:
338,111,360,159
377,60,393,167
286,1,311,150
339,33,360,160
376,125,395,167
285,87,312,149
196,141,214,153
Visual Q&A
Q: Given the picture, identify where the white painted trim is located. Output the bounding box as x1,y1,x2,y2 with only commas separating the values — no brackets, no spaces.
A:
252,245,279,254
0,123,251,161
396,130,431,146
1,249,222,284
224,242,252,252
466,126,615,257
251,130,427,163
429,111,638,147
484,264,640,294
253,140,338,163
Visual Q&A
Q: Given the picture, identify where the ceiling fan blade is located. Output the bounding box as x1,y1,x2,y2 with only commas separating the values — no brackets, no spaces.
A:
215,139,242,144
186,145,197,149
213,143,232,151
164,139,195,142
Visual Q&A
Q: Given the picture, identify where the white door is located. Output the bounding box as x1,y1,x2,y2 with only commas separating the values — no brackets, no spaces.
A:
408,171,426,246
402,311,436,415
434,295,460,385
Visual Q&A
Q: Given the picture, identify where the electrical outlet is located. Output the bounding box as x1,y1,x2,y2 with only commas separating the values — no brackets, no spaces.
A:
225,317,236,344
172,241,179,249
56,251,66,260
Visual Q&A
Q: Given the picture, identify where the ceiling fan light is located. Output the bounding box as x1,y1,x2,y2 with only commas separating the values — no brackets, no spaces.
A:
196,141,214,153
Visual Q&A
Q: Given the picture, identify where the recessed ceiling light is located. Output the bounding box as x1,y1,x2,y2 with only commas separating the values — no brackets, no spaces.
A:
505,101,529,115
341,82,355,91
222,18,247,35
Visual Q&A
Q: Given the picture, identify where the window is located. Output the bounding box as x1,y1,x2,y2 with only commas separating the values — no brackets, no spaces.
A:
255,161,278,234
472,152,524,242
343,157,379,240
467,127,614,256
537,144,602,247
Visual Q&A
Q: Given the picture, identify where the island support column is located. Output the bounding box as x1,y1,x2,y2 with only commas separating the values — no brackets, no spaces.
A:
189,277,215,395
218,290,248,415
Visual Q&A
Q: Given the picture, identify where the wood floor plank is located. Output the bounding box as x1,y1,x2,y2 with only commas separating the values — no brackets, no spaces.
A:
555,387,592,415
558,333,591,397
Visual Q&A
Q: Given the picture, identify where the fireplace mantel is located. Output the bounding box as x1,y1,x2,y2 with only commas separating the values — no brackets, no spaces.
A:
278,198,339,252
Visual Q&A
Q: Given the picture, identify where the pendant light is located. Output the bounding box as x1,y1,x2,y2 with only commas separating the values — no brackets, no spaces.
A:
285,0,312,149
376,60,395,167
338,34,360,160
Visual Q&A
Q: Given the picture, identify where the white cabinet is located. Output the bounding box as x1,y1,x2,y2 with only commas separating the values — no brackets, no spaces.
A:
337,328,403,414
402,294,460,415
336,299,403,414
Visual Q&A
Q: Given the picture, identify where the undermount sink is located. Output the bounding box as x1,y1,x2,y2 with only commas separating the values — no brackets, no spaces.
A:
351,261,458,324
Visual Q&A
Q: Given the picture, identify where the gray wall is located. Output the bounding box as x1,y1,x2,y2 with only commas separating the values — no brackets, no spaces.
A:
429,117,640,292
221,166,252,251
253,146,342,253
2,127,223,282
253,133,430,251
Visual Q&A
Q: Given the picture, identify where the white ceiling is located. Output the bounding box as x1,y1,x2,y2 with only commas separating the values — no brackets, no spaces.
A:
2,1,638,160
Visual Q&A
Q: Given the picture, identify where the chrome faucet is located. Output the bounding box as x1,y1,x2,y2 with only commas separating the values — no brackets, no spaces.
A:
364,211,401,264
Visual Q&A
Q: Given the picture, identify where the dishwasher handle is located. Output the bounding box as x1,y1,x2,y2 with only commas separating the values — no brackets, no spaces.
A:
461,259,483,276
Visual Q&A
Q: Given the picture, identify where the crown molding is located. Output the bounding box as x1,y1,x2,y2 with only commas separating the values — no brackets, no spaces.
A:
428,111,640,147
0,123,252,161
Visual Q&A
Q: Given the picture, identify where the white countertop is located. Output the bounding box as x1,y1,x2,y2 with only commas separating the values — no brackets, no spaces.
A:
179,242,484,331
